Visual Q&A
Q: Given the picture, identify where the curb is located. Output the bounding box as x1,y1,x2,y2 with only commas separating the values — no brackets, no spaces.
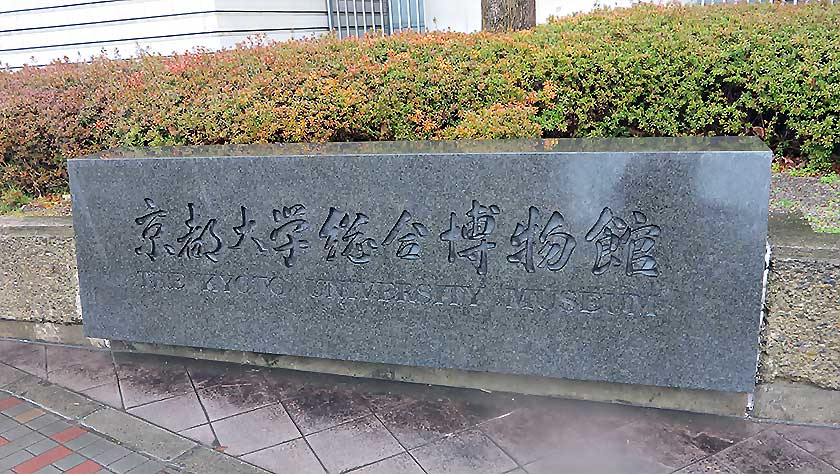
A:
0,361,268,474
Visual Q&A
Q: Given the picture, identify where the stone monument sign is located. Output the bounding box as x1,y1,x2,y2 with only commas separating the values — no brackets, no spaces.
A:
69,138,772,392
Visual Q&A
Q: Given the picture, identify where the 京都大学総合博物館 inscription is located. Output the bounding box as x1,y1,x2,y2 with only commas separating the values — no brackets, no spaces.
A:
69,138,771,393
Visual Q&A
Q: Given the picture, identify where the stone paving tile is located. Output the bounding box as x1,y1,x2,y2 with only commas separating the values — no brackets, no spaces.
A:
105,452,147,473
240,438,325,474
283,387,373,435
2,423,36,441
179,424,217,447
595,421,711,473
25,413,59,431
410,428,517,474
65,459,105,473
306,415,404,473
127,391,207,433
50,426,87,444
349,452,425,474
79,382,123,409
480,403,605,465
186,359,269,391
674,459,741,473
375,398,474,449
212,404,300,456
711,431,840,474
52,452,86,470
14,407,45,423
0,364,28,388
76,438,118,458
196,381,283,422
13,445,72,472
36,420,73,437
36,464,63,474
0,449,34,470
592,408,767,474
112,353,193,409
63,432,100,450
46,346,117,394
123,459,170,474
0,341,46,379
88,443,131,466
25,436,60,455
772,423,840,469
0,430,45,457
2,400,35,417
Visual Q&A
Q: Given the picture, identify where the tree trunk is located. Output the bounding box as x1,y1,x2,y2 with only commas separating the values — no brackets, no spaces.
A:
481,0,537,31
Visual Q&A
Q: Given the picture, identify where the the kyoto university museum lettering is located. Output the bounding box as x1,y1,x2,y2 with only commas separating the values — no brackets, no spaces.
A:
69,138,772,392
133,199,661,317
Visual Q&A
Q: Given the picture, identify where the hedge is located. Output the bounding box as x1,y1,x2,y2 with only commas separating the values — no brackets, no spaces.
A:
1,3,839,196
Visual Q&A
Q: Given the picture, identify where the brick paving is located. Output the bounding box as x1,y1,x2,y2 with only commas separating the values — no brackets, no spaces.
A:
0,394,175,474
1,338,840,474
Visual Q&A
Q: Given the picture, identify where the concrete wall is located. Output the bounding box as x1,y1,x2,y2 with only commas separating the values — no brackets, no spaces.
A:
0,217,79,325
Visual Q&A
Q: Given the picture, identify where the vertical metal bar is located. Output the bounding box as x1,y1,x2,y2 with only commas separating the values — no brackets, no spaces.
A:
343,0,351,37
406,0,412,30
396,0,402,31
421,0,426,32
352,0,359,37
415,0,421,32
361,0,368,34
334,0,343,38
380,0,385,35
326,0,334,34
388,0,394,34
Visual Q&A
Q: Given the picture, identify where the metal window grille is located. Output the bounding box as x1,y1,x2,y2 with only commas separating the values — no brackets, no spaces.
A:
327,0,427,38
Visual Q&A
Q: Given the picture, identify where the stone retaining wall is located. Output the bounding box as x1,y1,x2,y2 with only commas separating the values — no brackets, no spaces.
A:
2,214,838,424
0,217,79,324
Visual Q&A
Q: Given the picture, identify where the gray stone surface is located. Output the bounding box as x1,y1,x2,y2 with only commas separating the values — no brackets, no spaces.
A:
761,212,840,391
2,375,103,419
0,217,80,324
81,408,196,461
69,138,771,392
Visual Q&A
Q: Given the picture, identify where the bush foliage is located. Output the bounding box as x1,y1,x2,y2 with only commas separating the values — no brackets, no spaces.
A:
1,3,839,195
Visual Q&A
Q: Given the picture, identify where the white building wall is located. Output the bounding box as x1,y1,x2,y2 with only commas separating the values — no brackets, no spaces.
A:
1,0,329,69
425,0,482,32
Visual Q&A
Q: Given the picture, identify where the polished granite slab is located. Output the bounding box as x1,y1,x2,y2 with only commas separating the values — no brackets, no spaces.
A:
68,138,772,392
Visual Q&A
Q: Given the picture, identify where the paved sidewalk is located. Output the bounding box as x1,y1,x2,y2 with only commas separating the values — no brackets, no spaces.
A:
1,338,839,474
0,394,176,474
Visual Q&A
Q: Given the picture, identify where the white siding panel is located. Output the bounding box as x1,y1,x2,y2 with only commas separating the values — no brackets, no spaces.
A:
216,11,329,31
2,0,328,31
1,29,328,67
215,28,325,47
0,0,131,14
0,0,331,68
1,32,225,67
1,0,216,31
214,0,327,12
1,11,328,51
1,12,223,50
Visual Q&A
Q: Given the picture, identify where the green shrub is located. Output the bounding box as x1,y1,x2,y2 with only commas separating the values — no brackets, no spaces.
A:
1,2,839,195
